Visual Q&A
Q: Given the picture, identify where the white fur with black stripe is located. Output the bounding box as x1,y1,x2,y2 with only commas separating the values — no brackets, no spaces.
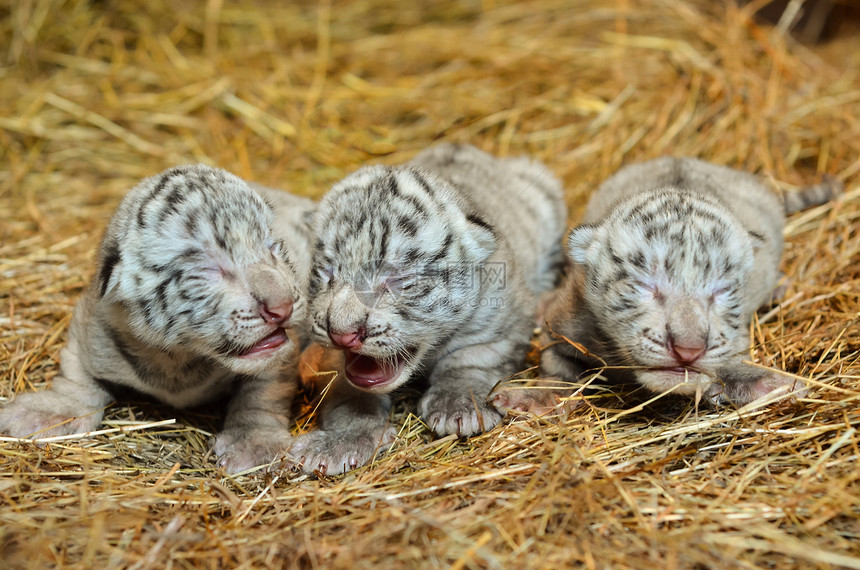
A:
0,165,315,473
292,143,567,475
493,157,840,414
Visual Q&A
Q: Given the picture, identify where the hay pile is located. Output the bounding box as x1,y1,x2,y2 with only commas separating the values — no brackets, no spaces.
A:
1,0,859,567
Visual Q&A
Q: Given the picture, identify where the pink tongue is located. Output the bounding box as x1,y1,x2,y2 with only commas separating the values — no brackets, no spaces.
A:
345,353,402,388
241,329,287,357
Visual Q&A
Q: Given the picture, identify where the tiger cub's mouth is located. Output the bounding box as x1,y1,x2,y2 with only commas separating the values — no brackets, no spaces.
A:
344,351,412,391
238,329,289,359
656,366,697,374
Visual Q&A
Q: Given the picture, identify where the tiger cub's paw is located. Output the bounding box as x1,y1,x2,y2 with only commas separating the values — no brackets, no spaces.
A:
213,427,294,474
0,391,104,440
489,378,584,418
290,423,397,476
418,387,503,437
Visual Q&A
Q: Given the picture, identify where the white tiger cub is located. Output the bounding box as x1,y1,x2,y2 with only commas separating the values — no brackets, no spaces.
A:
0,165,315,473
291,143,567,475
492,157,841,414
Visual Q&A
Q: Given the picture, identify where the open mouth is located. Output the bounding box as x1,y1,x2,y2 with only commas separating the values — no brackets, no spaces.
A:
661,367,691,374
653,366,701,376
344,352,410,390
239,329,288,358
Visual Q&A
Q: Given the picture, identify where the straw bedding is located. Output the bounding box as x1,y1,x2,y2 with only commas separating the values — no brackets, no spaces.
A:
1,0,859,567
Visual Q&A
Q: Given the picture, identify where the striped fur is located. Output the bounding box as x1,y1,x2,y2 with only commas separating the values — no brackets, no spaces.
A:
292,143,567,474
497,157,839,413
0,165,315,473
782,175,842,214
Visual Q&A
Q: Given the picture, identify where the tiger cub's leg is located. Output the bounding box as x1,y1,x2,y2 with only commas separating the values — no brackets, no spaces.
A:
290,345,396,476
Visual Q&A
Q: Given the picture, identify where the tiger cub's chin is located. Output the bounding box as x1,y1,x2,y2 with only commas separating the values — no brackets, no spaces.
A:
635,368,715,396
220,327,298,376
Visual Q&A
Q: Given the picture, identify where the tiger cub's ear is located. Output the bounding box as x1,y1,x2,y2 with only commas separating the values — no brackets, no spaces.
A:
463,212,497,263
301,208,316,235
97,237,122,298
746,228,767,251
567,225,596,264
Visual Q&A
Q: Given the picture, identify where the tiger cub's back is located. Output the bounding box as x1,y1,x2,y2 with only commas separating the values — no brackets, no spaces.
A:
409,143,567,295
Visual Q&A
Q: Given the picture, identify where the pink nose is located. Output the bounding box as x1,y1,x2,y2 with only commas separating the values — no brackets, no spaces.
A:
260,300,293,324
671,343,705,364
329,330,364,349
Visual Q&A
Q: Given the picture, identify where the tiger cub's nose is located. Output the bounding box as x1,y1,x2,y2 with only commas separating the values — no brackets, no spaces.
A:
329,329,365,349
260,299,293,325
669,341,706,364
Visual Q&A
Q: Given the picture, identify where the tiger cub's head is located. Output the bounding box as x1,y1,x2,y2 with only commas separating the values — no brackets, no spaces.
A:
568,187,758,395
309,165,496,394
98,164,307,376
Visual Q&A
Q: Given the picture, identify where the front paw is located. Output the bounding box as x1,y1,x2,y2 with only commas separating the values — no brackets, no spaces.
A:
290,424,397,476
213,427,293,474
709,366,808,407
418,388,503,437
0,392,103,439
489,378,583,417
